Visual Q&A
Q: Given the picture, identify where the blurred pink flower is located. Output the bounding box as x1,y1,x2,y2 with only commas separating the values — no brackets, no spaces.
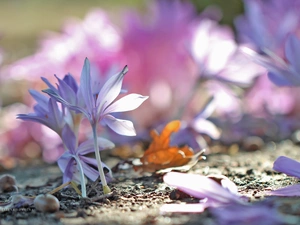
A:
3,9,122,81
245,73,296,117
0,103,63,164
120,0,198,128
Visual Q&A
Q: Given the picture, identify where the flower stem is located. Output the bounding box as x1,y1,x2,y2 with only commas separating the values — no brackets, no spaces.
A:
73,156,87,198
92,124,111,194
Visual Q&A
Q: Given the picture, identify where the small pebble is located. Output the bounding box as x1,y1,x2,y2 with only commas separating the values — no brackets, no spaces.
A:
34,194,60,213
242,136,264,151
0,174,18,193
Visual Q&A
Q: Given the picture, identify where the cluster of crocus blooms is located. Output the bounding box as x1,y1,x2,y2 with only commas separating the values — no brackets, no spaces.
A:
17,58,148,196
1,0,300,164
236,0,300,118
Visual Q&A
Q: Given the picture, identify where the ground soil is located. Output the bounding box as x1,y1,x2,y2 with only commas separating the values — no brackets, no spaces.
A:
1,140,300,225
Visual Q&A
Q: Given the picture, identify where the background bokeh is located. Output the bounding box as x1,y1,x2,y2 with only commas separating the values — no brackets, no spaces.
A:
1,0,297,170
0,0,242,66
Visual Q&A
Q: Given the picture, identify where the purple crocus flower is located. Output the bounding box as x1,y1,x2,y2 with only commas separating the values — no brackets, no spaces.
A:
242,35,300,87
171,97,220,152
235,0,300,55
160,172,245,213
44,58,148,136
267,35,300,86
191,18,263,86
17,90,65,135
58,125,114,193
44,58,148,194
268,156,300,196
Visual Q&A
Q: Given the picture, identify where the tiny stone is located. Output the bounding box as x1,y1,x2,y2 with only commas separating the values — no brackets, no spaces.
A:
34,194,60,213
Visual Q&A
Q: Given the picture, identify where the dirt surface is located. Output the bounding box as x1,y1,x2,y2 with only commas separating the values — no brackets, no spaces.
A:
1,140,300,225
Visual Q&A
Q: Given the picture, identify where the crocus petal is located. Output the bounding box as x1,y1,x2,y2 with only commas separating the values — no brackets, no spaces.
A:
48,98,64,133
103,114,136,136
268,184,300,196
57,153,74,183
273,156,300,178
103,94,148,114
16,114,51,129
221,177,238,194
61,124,76,154
160,203,206,213
242,47,300,86
267,71,296,86
97,65,128,114
41,77,57,92
43,88,90,118
63,74,78,93
164,172,241,204
285,35,300,74
55,75,77,105
63,160,75,183
195,96,216,119
29,90,48,110
77,137,115,155
80,156,113,182
192,118,220,140
79,58,94,113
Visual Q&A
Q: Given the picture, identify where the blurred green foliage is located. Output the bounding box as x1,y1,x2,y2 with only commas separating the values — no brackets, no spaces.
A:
191,0,244,26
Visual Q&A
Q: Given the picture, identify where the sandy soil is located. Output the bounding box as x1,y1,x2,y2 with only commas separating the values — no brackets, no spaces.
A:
1,140,300,225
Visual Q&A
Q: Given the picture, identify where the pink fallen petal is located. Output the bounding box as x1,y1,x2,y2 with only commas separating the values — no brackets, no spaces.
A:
273,156,300,178
163,172,241,204
267,184,300,196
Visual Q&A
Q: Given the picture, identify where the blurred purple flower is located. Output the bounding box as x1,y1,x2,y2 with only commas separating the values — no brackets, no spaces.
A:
17,90,65,135
245,73,296,117
44,58,148,136
211,201,285,225
267,156,300,196
235,0,300,55
58,124,114,184
242,35,300,87
190,18,264,121
171,97,220,151
160,172,245,213
267,35,300,86
191,19,262,86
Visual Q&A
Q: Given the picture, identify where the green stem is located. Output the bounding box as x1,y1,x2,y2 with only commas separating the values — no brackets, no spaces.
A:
73,156,87,198
92,124,111,194
72,113,82,147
